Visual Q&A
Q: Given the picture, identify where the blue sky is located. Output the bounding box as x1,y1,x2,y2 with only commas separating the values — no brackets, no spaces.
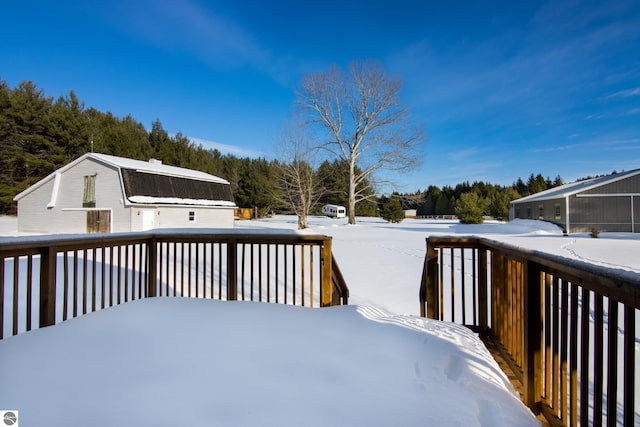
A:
2,0,639,192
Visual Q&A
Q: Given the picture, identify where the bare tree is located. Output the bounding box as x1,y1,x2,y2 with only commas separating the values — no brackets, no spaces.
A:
296,60,424,224
275,122,324,229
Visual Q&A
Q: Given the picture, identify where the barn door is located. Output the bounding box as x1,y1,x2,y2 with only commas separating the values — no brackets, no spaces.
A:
86,210,111,233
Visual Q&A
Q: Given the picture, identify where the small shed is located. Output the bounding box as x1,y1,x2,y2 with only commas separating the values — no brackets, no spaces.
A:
14,153,236,233
510,169,640,233
403,209,417,219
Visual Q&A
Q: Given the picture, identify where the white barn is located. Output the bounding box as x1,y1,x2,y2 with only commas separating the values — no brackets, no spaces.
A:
14,153,236,234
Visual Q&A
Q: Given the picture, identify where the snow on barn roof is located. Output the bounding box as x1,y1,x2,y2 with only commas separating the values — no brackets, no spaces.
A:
90,153,229,184
511,168,640,204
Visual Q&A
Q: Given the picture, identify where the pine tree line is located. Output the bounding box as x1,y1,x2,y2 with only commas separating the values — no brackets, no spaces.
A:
389,174,564,222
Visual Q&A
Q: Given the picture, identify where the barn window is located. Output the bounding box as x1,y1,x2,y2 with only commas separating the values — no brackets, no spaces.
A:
538,204,544,219
83,175,96,208
555,204,561,220
189,211,196,222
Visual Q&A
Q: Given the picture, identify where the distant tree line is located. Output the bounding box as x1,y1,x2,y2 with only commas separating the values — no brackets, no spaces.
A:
381,173,564,223
1,79,561,222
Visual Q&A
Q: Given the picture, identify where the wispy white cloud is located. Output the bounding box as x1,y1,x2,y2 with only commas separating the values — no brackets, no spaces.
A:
530,137,640,154
605,87,640,98
188,136,265,158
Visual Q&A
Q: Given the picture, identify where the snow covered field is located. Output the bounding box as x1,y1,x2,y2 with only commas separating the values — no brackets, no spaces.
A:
1,215,638,426
237,215,640,316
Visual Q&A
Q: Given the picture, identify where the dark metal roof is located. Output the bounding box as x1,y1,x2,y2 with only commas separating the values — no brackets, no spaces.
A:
121,169,234,203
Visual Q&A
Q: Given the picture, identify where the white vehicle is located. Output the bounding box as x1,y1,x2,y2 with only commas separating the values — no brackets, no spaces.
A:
322,204,346,218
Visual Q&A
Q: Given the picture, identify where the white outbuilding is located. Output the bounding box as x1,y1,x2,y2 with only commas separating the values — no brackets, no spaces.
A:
14,153,236,234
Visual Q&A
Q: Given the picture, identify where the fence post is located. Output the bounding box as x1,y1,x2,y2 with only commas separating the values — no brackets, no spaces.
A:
226,238,237,300
478,245,488,335
321,237,333,307
147,238,157,297
523,259,543,412
39,246,57,328
423,241,439,319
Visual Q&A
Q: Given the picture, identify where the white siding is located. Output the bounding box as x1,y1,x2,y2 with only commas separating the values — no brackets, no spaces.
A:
17,158,130,233
147,206,235,229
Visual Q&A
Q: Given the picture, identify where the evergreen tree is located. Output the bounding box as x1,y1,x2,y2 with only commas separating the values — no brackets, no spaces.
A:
490,187,521,220
456,192,489,224
381,196,404,223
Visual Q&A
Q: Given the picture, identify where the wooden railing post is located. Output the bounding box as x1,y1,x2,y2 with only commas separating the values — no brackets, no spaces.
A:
321,237,333,307
147,238,157,297
477,245,488,336
423,242,439,319
226,238,237,300
39,246,57,327
523,259,543,413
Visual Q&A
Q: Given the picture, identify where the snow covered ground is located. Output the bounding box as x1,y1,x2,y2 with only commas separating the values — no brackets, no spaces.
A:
1,215,638,426
236,215,640,316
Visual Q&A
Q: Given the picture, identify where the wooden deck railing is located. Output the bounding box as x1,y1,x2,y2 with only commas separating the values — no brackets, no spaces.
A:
0,230,348,339
420,236,639,427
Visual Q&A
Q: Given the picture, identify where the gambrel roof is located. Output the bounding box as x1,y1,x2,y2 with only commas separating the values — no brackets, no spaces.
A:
15,153,235,207
511,168,640,204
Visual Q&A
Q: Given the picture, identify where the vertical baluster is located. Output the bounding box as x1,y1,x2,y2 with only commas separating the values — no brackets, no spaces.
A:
241,243,246,301
580,289,591,426
73,250,78,317
63,251,69,320
623,306,635,427
266,245,271,303
101,247,106,309
593,294,604,427
275,244,279,303
187,243,193,298
12,256,19,335
250,243,254,301
552,276,560,414
218,243,223,299
195,242,199,299
472,249,477,327
157,242,162,296
284,244,289,305
26,255,33,331
138,244,144,299
124,244,129,303
461,248,466,325
450,248,455,322
301,244,306,307
258,244,263,302
605,298,618,427
569,283,579,426
439,248,444,322
293,244,297,306
309,245,315,308
82,249,88,315
92,248,97,312
560,278,569,422
181,243,185,297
